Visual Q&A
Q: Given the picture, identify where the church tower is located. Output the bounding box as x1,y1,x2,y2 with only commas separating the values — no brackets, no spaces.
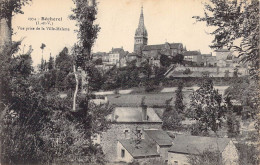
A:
134,6,148,53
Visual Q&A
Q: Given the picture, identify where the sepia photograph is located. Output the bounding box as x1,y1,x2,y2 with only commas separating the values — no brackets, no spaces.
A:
0,0,259,164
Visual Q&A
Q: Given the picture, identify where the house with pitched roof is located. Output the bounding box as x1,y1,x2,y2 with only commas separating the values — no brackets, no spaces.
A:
108,47,128,67
115,128,174,164
99,106,163,162
117,139,161,164
144,129,173,162
168,135,239,165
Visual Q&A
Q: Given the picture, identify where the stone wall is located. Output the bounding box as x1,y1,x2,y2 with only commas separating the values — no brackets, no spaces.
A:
174,66,249,77
168,152,189,165
136,156,163,165
100,123,162,162
161,146,172,162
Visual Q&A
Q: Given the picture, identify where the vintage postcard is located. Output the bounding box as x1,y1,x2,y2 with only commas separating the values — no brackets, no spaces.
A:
0,0,259,164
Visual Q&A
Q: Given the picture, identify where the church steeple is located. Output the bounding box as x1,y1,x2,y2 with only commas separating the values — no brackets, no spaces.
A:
134,6,148,53
138,6,145,30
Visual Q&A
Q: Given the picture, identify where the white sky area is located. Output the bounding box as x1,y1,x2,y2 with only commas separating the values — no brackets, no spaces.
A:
12,0,215,66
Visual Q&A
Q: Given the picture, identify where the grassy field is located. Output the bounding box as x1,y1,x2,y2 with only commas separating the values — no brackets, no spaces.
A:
107,86,228,107
107,91,193,107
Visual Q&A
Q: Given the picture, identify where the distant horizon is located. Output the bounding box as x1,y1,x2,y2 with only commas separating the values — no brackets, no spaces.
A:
12,0,215,66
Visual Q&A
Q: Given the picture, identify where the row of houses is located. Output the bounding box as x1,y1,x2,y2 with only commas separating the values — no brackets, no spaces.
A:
183,49,246,68
94,106,239,165
92,45,246,71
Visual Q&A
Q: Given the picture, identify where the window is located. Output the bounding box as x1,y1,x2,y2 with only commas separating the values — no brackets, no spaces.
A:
124,129,130,139
121,149,125,158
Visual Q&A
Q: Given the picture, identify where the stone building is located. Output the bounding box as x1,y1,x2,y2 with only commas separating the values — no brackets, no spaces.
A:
168,135,239,165
142,42,184,58
144,129,173,163
213,49,233,67
117,139,161,164
202,53,217,67
183,51,202,65
100,106,163,162
108,47,128,67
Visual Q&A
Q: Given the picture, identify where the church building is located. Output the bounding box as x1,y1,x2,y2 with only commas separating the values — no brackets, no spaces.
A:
133,6,185,67
134,6,148,54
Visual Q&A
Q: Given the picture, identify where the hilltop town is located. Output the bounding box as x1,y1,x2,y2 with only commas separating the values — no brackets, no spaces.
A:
91,7,249,81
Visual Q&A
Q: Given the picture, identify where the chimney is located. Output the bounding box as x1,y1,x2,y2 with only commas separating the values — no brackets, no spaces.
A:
142,105,148,121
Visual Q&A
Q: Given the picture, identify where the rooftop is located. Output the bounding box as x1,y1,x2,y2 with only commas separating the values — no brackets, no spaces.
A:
109,107,162,123
183,51,201,56
119,139,160,158
169,135,231,155
144,129,173,146
143,43,183,51
110,48,125,54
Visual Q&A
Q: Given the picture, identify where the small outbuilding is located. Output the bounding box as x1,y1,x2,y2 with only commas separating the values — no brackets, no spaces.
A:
168,135,239,165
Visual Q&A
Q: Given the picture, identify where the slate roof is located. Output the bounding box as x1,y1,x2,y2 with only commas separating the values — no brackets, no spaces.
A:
144,129,173,146
111,48,124,54
202,54,212,57
119,139,160,158
127,52,141,57
110,107,162,123
143,43,182,51
169,135,231,155
183,51,201,56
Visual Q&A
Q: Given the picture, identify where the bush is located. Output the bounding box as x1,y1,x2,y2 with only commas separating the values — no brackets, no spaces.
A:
144,81,157,92
183,68,192,75
236,143,259,165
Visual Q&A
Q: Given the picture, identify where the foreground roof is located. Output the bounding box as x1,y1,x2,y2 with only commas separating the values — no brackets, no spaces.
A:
119,139,159,158
169,135,231,155
110,107,162,123
144,129,173,146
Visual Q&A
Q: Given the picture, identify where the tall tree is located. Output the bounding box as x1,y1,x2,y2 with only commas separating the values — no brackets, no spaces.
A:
70,0,100,111
0,0,31,51
48,54,54,70
175,82,185,113
162,97,182,131
193,0,259,79
190,78,225,134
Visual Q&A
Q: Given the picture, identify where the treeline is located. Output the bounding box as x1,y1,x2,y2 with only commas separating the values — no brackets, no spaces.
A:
36,47,104,93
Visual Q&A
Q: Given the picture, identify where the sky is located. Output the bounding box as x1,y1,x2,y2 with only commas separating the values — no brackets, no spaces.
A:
12,0,215,66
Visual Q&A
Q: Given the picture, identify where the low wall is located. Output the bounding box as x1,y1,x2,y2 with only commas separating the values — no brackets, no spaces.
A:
172,66,248,77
